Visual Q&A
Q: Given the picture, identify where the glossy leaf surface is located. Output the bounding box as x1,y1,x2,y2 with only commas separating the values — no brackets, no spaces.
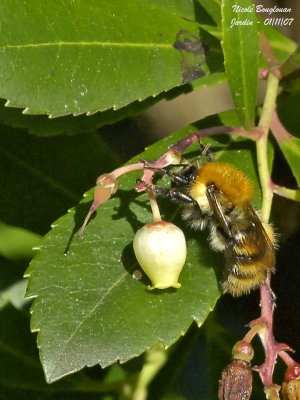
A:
221,0,258,128
0,0,204,117
26,112,261,383
0,125,117,233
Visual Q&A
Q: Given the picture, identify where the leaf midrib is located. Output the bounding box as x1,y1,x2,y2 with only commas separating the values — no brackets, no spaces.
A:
0,144,79,201
46,269,130,380
2,41,173,50
0,338,41,369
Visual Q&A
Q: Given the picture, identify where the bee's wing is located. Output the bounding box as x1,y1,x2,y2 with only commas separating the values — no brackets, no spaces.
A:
206,184,274,251
205,185,238,285
223,204,275,285
206,186,275,293
206,185,233,239
243,205,275,250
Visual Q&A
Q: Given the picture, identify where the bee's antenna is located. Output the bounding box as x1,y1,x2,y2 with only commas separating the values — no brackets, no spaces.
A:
197,139,214,161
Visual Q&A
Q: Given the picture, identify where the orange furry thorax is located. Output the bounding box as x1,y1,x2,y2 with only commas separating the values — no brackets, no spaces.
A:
194,162,253,206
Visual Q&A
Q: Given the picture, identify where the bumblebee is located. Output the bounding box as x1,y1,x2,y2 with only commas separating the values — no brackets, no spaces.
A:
145,160,276,297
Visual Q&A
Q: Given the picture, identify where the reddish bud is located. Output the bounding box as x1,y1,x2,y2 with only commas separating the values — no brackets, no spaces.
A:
78,174,118,237
282,379,300,400
96,174,118,194
218,359,252,400
232,341,254,363
282,364,300,400
165,149,181,165
285,364,300,382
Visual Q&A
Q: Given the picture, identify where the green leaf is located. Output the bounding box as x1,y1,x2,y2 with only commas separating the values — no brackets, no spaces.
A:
26,111,261,383
276,91,300,186
280,45,300,77
258,22,297,63
26,183,220,383
197,0,221,26
221,0,258,128
0,97,158,137
0,222,41,262
0,279,29,310
143,0,196,21
0,72,227,137
0,304,51,390
280,46,300,93
279,137,300,186
277,91,300,138
0,304,112,396
0,0,206,117
0,124,117,233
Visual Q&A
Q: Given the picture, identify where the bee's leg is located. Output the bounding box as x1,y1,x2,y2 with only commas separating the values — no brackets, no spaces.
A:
145,165,198,186
144,167,188,185
138,179,198,206
197,141,214,161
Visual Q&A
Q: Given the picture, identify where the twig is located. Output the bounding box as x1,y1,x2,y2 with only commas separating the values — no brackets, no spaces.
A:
256,72,279,222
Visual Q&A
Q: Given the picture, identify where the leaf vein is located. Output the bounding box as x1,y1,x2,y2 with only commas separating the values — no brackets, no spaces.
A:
2,42,172,50
0,144,79,201
48,270,128,379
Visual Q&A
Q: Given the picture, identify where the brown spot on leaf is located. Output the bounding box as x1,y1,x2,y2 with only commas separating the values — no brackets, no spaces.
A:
173,29,206,84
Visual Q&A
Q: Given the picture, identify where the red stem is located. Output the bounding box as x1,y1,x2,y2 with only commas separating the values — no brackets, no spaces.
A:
249,276,291,388
270,111,292,144
136,126,261,192
256,277,278,387
169,126,260,154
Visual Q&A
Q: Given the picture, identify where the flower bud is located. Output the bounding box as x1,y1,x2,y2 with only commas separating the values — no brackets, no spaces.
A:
282,364,300,400
133,221,187,289
232,341,254,363
282,380,300,400
285,365,300,382
218,359,252,400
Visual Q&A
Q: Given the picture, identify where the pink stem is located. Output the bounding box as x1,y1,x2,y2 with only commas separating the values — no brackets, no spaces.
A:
80,126,261,232
270,111,293,144
169,126,261,154
109,162,145,180
279,351,296,368
250,276,291,388
256,278,278,387
136,126,261,192
259,34,282,79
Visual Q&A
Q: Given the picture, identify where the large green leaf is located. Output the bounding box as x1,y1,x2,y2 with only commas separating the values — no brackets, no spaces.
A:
221,0,258,128
0,303,114,397
0,124,117,233
26,111,262,383
144,0,196,21
197,0,221,26
0,0,207,117
0,222,41,262
0,223,112,397
274,91,300,186
280,46,300,93
279,137,300,187
149,0,222,28
280,45,300,77
0,72,226,137
277,91,300,138
259,22,297,63
0,304,54,391
0,97,158,137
